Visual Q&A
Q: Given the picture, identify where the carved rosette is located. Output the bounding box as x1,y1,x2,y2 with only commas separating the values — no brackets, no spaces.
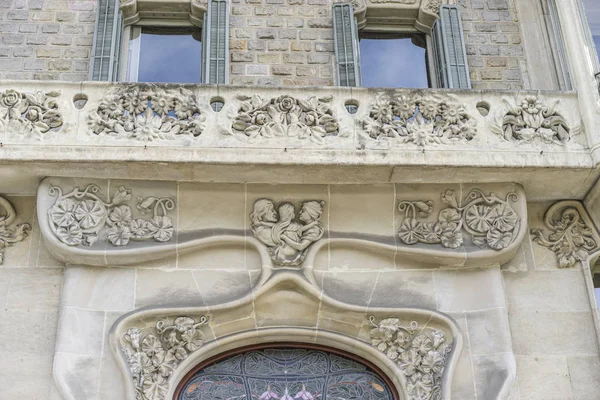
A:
397,189,521,251
122,316,209,400
369,316,452,400
531,203,599,268
222,94,341,144
87,85,206,141
250,198,325,266
47,184,175,247
490,95,577,144
0,88,63,137
360,93,477,146
0,196,30,264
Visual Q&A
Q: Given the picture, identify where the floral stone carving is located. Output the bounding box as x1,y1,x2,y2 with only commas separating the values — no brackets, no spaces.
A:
48,184,175,247
491,95,575,144
88,85,205,141
250,198,325,266
122,316,209,400
0,196,30,264
222,94,341,144
397,189,520,250
369,316,452,400
360,93,477,146
0,88,63,137
531,204,599,268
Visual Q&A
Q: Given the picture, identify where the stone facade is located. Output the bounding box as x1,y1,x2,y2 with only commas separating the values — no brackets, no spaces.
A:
1,0,600,400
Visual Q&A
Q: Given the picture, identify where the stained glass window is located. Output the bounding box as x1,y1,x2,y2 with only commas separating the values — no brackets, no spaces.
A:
178,347,396,400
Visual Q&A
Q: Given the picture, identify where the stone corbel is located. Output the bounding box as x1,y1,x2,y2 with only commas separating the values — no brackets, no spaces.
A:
120,0,207,27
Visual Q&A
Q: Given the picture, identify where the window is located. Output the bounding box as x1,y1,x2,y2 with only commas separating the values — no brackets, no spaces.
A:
332,3,471,89
174,345,398,400
583,0,600,62
89,0,228,84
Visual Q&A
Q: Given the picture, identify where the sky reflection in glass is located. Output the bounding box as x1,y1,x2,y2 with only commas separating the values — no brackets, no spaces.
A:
594,36,600,61
138,29,202,83
359,38,428,89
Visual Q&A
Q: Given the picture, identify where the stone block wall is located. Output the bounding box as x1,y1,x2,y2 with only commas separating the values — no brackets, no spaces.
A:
459,0,528,89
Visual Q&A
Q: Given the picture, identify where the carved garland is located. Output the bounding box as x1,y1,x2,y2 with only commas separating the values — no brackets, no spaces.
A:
47,184,175,247
122,316,209,400
87,85,206,141
0,196,30,264
0,88,63,137
397,189,520,251
369,316,452,400
360,93,477,146
221,94,342,144
490,95,576,144
531,204,599,268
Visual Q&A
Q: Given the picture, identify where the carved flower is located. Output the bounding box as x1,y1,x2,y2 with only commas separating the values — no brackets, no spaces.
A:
74,199,105,229
440,230,463,249
141,334,163,357
438,208,460,231
98,94,124,119
521,96,543,115
407,372,433,400
185,114,206,136
405,114,434,146
50,198,78,227
88,111,106,134
124,327,142,350
276,95,296,112
418,100,439,120
491,203,519,232
371,96,394,124
56,223,83,246
441,102,463,125
109,205,132,225
300,110,318,127
0,89,22,109
465,205,495,233
421,222,442,243
181,327,204,351
174,99,196,119
431,330,446,349
252,111,270,126
26,106,42,122
398,349,421,377
398,218,421,245
412,335,433,356
420,351,445,375
394,95,417,120
151,92,172,116
486,229,513,250
133,107,162,141
130,218,149,238
122,90,148,115
174,316,195,332
112,186,132,205
107,225,131,246
148,216,174,242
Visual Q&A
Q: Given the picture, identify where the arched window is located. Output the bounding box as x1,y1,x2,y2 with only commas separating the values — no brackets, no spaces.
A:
174,344,399,400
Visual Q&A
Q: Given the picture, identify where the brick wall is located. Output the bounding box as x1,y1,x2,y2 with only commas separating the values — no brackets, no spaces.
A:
459,0,528,89
0,0,96,81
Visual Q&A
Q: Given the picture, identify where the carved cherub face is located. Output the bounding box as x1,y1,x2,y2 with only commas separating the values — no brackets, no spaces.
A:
252,199,278,224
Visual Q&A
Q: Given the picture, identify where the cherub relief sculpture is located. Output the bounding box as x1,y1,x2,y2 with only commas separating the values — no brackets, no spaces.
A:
250,199,325,266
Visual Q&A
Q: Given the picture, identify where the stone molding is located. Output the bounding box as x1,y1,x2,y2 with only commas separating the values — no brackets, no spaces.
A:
119,0,207,26
531,200,600,268
109,272,465,400
345,0,444,31
0,195,30,264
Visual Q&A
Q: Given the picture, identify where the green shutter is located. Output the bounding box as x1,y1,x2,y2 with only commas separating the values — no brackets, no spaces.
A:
333,3,361,87
546,0,573,90
203,0,229,84
89,0,122,81
433,5,471,89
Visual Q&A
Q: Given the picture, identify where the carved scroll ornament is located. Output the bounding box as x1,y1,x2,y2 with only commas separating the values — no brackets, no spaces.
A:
369,316,452,400
48,184,175,247
222,94,341,144
250,199,325,266
88,85,206,141
361,93,477,146
397,189,521,251
122,316,209,400
0,196,30,264
0,88,63,137
531,202,600,268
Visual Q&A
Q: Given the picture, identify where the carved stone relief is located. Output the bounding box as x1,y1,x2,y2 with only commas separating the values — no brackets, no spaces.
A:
490,96,579,144
424,0,441,13
531,201,600,268
397,189,521,250
47,184,175,247
369,316,452,400
0,88,63,137
250,199,325,266
0,196,30,264
222,94,341,144
88,85,206,141
121,316,209,400
360,93,477,146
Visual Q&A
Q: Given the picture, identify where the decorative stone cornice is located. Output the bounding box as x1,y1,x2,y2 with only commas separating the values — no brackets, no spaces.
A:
345,0,442,31
119,0,206,26
531,201,600,268
0,195,30,264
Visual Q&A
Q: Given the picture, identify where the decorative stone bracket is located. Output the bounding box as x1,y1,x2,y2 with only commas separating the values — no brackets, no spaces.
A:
119,0,207,26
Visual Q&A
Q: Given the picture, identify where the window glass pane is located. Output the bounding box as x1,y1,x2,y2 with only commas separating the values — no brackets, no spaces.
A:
359,37,428,88
137,27,202,83
584,0,600,60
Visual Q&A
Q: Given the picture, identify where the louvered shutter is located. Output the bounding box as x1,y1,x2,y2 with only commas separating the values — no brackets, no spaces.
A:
89,0,122,81
203,0,229,84
546,0,573,90
432,5,471,89
333,3,361,87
